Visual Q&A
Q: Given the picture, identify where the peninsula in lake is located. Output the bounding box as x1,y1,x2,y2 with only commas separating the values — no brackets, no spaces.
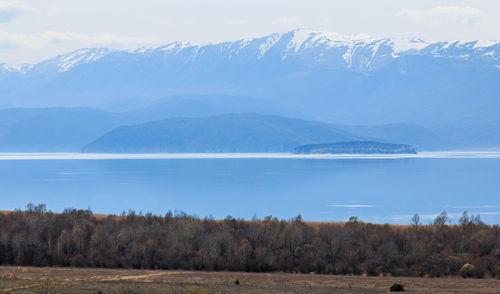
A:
293,141,417,154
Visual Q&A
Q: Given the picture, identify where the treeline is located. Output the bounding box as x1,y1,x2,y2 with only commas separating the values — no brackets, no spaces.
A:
0,204,499,278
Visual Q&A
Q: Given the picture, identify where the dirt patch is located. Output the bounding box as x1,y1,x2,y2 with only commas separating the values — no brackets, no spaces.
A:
0,266,499,293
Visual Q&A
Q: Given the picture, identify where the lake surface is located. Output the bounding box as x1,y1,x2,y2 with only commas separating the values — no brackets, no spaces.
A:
1,153,499,224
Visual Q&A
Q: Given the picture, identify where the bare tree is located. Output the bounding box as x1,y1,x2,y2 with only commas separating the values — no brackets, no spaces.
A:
433,211,449,226
411,214,421,232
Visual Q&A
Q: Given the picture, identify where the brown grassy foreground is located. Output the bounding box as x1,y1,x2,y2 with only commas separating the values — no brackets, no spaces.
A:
0,267,499,294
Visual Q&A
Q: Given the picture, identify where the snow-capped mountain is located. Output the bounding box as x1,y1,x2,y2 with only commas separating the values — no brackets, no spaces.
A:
4,29,498,74
0,29,498,132
2,30,500,74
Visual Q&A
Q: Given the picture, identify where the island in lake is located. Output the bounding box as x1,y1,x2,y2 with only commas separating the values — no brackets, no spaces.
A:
293,141,417,154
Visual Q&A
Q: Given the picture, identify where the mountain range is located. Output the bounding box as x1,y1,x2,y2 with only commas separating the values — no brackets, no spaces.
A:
0,29,498,151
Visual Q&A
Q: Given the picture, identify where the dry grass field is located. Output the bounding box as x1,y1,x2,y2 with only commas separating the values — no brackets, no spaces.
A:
0,266,499,294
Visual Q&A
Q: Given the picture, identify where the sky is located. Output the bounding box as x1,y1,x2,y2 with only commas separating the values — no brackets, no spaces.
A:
0,0,499,64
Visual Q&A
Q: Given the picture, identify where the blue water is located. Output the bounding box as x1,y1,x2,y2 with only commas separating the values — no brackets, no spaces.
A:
1,158,499,224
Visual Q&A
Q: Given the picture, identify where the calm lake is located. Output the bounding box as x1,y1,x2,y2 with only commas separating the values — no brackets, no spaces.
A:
1,153,499,224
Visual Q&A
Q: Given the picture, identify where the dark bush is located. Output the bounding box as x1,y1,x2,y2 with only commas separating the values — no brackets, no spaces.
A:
389,283,405,292
459,264,478,279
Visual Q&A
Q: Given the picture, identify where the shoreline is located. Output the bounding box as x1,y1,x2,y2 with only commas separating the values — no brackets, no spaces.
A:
0,151,500,160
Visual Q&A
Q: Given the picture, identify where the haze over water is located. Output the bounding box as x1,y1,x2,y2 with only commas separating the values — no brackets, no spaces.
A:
1,153,499,224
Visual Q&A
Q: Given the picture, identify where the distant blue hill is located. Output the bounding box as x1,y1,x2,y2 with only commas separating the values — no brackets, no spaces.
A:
82,113,363,153
82,113,443,153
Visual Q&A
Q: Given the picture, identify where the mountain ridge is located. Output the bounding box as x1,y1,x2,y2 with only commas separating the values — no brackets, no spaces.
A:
2,29,498,74
82,113,449,153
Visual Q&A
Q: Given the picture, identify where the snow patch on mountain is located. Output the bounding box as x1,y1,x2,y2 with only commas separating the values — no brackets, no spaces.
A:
56,48,110,72
225,39,254,58
473,40,499,49
285,29,376,53
258,33,282,58
342,49,354,67
1,63,32,73
129,45,157,54
159,41,192,54
390,38,430,54
287,29,314,52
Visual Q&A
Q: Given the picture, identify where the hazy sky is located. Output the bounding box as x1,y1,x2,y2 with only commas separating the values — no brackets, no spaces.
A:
0,0,498,64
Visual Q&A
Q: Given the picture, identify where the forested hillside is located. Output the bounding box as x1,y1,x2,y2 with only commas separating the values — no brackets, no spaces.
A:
1,204,498,278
